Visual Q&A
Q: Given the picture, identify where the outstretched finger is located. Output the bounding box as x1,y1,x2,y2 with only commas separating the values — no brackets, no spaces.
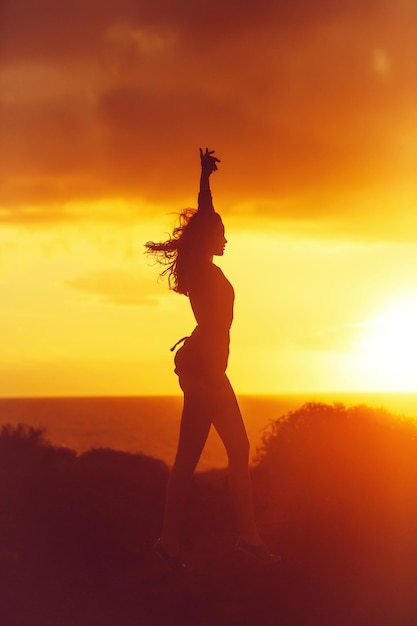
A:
200,147,215,156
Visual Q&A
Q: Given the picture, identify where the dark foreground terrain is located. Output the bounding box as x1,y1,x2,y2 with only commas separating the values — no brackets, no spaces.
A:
1,403,416,626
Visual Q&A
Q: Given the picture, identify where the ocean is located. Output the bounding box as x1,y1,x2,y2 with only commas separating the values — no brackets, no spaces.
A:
0,393,416,471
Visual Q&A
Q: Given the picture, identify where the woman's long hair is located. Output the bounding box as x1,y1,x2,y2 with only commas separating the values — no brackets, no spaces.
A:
145,209,218,295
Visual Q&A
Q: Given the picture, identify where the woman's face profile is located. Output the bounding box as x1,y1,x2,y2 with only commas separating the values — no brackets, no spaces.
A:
209,219,227,256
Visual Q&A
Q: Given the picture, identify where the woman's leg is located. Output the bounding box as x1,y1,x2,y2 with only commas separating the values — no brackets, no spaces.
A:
211,378,261,545
159,376,212,555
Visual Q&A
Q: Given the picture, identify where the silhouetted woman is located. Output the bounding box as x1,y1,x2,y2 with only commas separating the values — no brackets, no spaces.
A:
146,149,278,570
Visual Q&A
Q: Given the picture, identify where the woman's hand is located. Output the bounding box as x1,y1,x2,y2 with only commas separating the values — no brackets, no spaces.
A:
200,147,221,176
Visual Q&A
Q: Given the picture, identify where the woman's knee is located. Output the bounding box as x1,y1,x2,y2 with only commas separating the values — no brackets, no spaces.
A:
226,433,250,467
171,448,201,477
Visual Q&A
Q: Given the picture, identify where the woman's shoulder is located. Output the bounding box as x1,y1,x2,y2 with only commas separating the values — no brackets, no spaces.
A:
188,263,230,293
211,264,231,282
210,264,234,295
200,263,229,286
190,262,223,279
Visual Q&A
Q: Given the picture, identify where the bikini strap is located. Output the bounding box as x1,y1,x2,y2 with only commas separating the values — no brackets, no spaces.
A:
170,336,189,352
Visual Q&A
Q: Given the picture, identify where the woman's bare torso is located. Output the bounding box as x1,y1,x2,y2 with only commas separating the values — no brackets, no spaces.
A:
189,264,234,334
175,264,235,378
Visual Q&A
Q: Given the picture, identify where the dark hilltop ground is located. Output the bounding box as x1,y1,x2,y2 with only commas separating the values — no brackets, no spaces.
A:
1,402,417,626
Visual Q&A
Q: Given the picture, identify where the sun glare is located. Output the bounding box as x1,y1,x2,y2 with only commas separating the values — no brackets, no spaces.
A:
358,300,417,390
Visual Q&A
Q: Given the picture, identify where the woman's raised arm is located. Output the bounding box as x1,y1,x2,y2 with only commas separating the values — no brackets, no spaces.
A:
198,148,220,215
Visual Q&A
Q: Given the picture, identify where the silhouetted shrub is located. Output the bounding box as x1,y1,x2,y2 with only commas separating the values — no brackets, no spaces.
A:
75,448,169,557
0,423,169,568
0,424,78,560
0,423,76,468
1,412,417,626
253,403,417,545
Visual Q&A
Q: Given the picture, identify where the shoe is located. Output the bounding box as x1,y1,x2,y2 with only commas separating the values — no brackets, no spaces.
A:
235,537,281,564
152,539,188,573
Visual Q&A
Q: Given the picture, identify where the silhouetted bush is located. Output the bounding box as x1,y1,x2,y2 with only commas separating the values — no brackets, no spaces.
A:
75,448,169,558
0,424,77,560
0,423,169,570
253,403,417,548
1,409,417,626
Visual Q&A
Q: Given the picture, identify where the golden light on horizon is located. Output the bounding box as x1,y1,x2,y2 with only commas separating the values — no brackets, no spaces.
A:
357,299,417,391
3,217,417,397
0,0,416,398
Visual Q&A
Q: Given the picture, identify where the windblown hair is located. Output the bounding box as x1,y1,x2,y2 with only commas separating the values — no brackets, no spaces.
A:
145,209,218,295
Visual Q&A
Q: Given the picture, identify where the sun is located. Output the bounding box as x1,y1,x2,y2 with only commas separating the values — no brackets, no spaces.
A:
357,300,417,391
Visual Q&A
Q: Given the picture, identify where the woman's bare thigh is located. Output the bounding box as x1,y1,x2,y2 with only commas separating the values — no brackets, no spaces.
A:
210,377,250,460
175,389,211,460
178,372,249,461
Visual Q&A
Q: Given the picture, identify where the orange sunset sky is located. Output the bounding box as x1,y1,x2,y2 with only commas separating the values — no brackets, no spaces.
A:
1,0,416,397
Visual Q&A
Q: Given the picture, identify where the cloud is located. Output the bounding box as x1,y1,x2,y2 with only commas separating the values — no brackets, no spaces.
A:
0,0,415,233
0,0,387,61
66,269,162,306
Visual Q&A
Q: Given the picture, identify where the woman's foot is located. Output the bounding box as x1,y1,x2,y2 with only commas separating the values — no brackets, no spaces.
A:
235,537,281,564
152,539,188,573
